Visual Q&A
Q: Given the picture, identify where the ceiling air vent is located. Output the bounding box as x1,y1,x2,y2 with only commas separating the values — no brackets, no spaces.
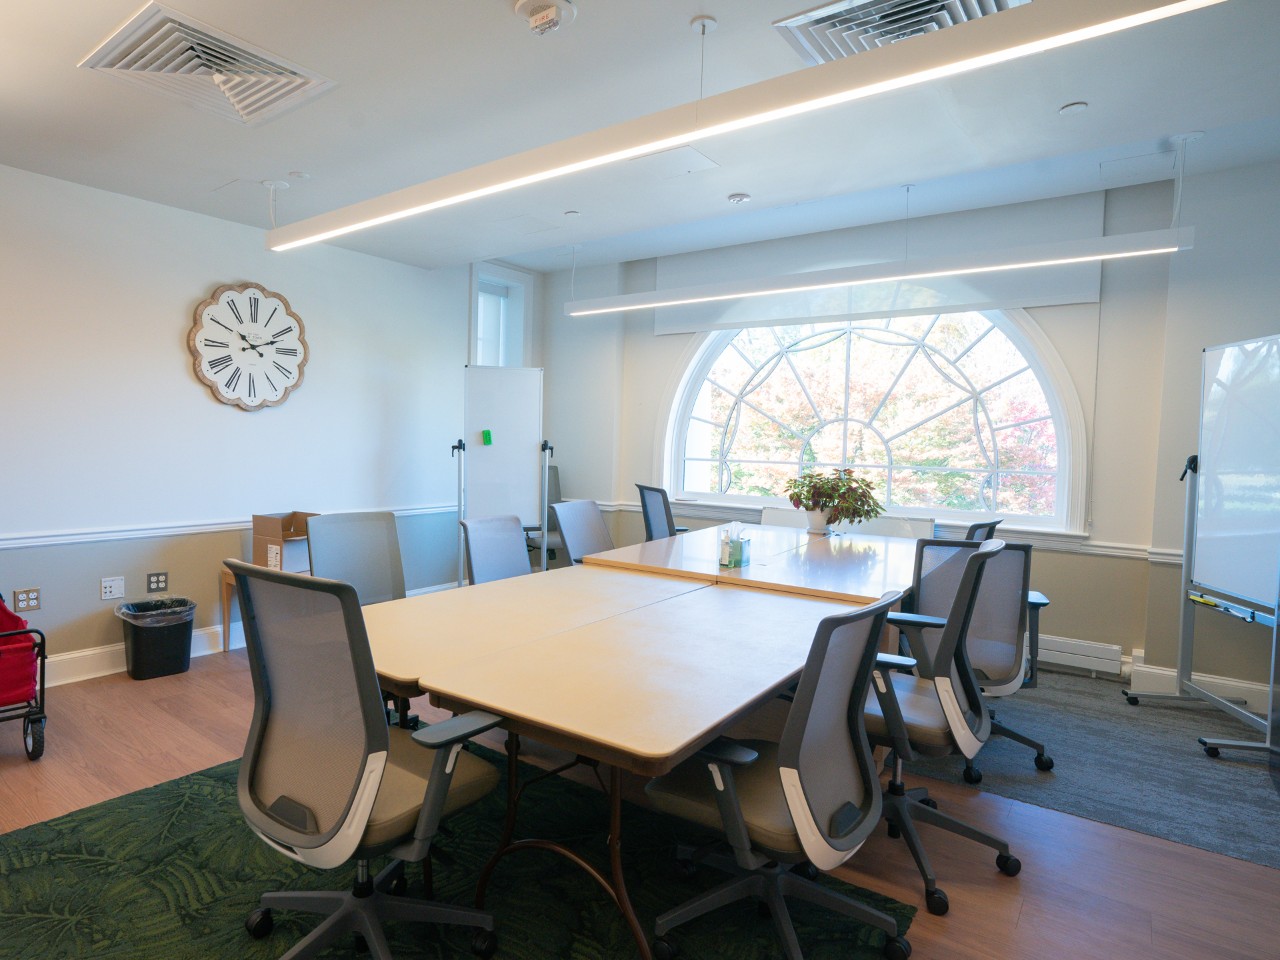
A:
774,0,1033,66
79,2,334,125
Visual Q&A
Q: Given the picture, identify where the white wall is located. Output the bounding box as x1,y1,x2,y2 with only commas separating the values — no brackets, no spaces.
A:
0,163,468,538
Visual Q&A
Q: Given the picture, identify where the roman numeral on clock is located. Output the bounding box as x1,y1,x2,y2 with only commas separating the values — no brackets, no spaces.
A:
273,361,294,379
274,346,298,357
202,338,229,349
228,301,245,324
247,373,256,399
263,306,279,329
208,354,233,374
225,367,242,391
250,298,259,324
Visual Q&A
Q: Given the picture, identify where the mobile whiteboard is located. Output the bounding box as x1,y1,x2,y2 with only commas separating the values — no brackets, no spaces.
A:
462,365,543,527
1191,335,1280,609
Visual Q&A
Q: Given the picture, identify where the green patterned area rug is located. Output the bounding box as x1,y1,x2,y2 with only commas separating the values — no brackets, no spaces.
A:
0,753,912,959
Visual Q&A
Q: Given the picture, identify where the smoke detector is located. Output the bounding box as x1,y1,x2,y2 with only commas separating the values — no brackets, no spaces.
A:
514,0,576,36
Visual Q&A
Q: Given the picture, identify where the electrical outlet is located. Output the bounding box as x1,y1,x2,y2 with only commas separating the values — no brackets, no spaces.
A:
147,572,169,593
101,576,125,601
13,588,40,612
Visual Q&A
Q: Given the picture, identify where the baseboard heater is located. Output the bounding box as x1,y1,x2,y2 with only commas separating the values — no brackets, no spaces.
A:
1037,635,1123,676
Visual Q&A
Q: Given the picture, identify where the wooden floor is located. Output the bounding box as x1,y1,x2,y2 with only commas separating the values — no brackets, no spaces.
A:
2,651,1277,960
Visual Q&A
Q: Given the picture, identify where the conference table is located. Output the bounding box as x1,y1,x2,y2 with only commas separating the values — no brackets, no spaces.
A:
360,524,919,958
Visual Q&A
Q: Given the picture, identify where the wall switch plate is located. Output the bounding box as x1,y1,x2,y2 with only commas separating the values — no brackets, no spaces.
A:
147,572,168,593
13,588,40,612
101,576,125,601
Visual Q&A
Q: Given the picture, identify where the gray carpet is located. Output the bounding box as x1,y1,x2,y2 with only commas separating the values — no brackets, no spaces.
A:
903,669,1280,869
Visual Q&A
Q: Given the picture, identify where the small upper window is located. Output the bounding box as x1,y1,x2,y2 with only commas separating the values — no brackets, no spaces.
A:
471,264,530,367
675,312,1065,524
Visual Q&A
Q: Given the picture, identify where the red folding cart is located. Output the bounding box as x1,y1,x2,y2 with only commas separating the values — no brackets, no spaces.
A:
0,597,46,760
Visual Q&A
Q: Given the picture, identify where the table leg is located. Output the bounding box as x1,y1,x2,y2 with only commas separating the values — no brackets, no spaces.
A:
473,739,652,959
220,571,233,653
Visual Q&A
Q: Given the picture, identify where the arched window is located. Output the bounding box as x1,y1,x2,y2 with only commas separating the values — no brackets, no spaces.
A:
674,311,1076,528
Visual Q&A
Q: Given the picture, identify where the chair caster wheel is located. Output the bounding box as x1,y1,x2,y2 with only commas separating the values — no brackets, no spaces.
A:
246,907,273,939
1203,745,1221,758
1126,695,1140,705
652,935,679,960
1035,753,1054,771
997,853,1022,876
919,797,938,810
388,875,408,896
471,929,497,959
962,765,982,784
925,888,949,915
791,861,820,881
887,823,901,839
884,934,912,960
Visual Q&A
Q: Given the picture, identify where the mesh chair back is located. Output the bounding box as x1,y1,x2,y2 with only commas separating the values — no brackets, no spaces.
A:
965,543,1032,691
229,560,388,866
777,591,901,870
461,515,532,585
550,500,613,562
636,484,678,541
964,518,1003,540
307,512,405,605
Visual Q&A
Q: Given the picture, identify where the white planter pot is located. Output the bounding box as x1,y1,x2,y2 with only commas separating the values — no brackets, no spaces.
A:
805,510,830,535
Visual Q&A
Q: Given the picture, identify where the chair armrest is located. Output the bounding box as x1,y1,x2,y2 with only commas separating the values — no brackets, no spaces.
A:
696,737,759,766
1025,591,1049,688
411,710,504,749
886,611,945,677
875,652,917,672
870,666,916,761
1028,591,1049,610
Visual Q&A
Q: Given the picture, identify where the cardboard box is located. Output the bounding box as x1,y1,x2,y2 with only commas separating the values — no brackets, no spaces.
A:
252,512,317,573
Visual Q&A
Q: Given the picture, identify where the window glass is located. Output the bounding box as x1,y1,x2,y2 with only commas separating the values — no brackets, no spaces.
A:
677,313,1062,522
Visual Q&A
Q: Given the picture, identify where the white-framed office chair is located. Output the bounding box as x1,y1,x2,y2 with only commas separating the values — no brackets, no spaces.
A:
836,516,935,538
525,464,565,563
961,541,1053,781
863,538,1021,916
636,484,689,541
460,514,532,585
645,592,911,960
550,499,613,563
307,511,417,728
760,506,806,528
226,559,502,960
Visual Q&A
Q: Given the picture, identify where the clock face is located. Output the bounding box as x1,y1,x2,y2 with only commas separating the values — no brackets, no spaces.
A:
189,283,308,410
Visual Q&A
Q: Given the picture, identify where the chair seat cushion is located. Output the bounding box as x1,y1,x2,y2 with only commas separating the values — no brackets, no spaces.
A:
864,672,954,754
967,635,1019,686
645,740,802,858
362,727,499,850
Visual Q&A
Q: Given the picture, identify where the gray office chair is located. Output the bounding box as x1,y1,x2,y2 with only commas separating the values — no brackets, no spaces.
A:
525,465,565,561
636,484,689,541
226,559,502,960
963,518,1002,540
550,499,613,563
307,511,418,728
961,542,1053,782
460,514,532,585
863,538,1021,916
645,592,911,960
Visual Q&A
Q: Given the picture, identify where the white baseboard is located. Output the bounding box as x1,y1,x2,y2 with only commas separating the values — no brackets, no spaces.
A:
46,625,236,688
1126,662,1270,715
1038,633,1125,677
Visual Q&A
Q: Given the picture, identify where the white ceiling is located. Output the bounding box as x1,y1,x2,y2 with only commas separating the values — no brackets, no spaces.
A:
4,0,1278,273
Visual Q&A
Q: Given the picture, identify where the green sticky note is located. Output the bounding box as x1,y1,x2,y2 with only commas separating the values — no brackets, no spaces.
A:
481,429,492,445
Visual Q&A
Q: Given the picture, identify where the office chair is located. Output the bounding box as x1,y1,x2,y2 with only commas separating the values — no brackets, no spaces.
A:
836,516,934,538
961,542,1053,782
963,518,1002,540
307,511,418,728
525,465,564,562
636,484,689,541
460,515,532,585
645,592,911,960
760,506,806,528
863,538,1021,915
226,560,502,960
550,499,613,563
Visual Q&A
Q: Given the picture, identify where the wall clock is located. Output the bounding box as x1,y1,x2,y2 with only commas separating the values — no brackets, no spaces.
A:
189,282,308,411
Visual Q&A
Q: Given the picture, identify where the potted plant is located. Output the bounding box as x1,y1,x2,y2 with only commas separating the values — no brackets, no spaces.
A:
784,468,884,534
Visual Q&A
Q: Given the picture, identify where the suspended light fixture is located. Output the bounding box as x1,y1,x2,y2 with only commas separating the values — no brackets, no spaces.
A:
268,0,1225,253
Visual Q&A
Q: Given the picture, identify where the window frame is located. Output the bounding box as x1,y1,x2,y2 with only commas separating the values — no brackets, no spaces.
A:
663,308,1087,533
469,261,534,368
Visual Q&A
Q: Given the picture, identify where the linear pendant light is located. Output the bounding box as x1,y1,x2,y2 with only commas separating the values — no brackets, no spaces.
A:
563,228,1194,317
268,0,1225,253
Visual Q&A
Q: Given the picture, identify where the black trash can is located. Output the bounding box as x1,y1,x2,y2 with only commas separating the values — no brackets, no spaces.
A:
115,597,196,680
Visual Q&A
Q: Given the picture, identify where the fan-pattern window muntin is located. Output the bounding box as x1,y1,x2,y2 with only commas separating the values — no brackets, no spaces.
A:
680,312,1060,519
